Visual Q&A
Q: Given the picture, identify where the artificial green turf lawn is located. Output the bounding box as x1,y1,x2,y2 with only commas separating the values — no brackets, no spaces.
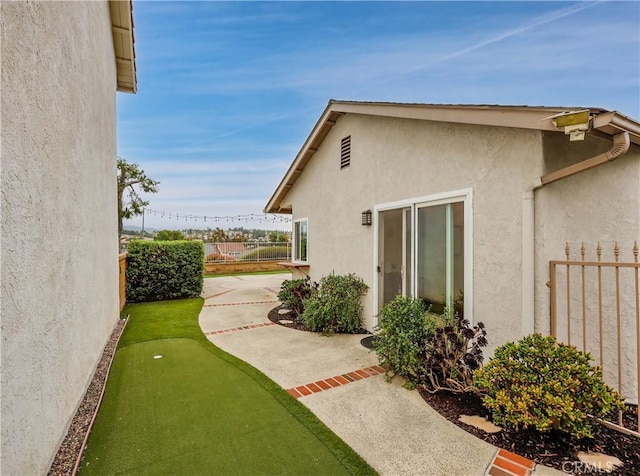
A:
80,298,376,476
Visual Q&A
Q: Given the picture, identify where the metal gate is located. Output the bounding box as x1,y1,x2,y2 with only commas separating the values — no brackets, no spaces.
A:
549,242,639,436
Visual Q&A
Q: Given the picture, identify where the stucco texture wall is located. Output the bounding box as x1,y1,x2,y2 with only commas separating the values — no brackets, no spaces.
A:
535,134,640,400
284,113,545,352
1,2,119,474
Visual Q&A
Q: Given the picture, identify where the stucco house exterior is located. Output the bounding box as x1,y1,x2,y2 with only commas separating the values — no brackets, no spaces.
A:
1,1,136,474
265,100,640,397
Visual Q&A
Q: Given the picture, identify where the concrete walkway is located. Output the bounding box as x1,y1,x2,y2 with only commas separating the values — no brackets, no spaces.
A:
198,275,562,476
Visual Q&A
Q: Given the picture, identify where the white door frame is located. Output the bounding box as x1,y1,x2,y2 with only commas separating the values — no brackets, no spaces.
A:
372,188,473,327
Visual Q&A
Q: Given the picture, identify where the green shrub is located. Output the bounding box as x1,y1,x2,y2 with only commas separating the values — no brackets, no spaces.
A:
278,277,317,317
473,334,624,439
241,246,290,261
126,240,204,302
424,315,487,393
373,296,437,383
300,273,368,334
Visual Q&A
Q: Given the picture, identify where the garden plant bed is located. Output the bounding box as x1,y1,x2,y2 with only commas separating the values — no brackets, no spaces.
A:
267,304,370,334
268,304,307,331
419,388,640,475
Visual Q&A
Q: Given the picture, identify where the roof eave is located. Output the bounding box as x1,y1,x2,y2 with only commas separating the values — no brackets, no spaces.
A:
264,102,344,214
264,101,640,214
109,0,137,94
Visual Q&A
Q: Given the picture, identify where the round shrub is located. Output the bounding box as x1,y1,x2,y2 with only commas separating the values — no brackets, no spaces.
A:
300,273,368,334
373,296,433,383
473,334,624,439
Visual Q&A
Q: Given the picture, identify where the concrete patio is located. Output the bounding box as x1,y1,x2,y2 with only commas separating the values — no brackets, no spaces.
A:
199,274,562,476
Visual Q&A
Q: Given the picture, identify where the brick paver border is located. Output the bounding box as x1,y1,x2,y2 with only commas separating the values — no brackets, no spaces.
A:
205,322,276,335
486,448,535,476
286,366,386,398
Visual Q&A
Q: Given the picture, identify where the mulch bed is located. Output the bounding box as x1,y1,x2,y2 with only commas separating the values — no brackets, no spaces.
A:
418,388,640,475
48,318,127,476
267,304,307,331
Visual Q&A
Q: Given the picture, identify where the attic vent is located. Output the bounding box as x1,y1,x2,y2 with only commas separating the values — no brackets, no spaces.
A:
340,136,351,169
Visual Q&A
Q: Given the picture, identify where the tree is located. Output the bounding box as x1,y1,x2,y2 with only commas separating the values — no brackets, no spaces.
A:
117,157,159,241
228,231,247,242
154,230,185,241
268,231,288,242
209,228,228,242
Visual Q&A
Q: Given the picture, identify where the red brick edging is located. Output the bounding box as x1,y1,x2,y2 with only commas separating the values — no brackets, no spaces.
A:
486,448,535,476
286,366,386,398
205,322,276,335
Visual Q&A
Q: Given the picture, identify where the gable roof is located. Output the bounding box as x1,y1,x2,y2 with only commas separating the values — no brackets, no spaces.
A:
264,100,640,214
109,0,137,93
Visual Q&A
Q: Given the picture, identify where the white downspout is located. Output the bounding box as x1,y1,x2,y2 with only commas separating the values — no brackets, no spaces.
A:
522,131,631,338
522,179,542,336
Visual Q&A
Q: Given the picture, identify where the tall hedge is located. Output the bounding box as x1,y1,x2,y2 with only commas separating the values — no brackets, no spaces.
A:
126,240,204,302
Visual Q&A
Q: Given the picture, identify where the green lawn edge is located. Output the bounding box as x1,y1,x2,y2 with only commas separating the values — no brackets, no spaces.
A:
119,299,377,476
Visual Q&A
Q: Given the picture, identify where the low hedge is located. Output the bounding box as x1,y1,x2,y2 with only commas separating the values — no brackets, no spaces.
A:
126,240,204,302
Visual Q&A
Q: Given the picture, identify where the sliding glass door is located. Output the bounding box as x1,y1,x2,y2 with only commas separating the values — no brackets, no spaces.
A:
376,195,466,320
416,201,464,316
378,207,411,312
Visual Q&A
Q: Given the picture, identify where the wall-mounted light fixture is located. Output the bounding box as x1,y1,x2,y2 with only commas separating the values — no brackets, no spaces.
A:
361,210,372,226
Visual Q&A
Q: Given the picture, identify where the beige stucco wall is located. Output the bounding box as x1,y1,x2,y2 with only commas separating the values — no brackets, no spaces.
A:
1,2,120,474
284,113,546,352
535,134,640,400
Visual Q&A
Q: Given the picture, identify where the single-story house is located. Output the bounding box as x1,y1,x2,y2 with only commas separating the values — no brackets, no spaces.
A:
265,100,640,399
1,1,136,474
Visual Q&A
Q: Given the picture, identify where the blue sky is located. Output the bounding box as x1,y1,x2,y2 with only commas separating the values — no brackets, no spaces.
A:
119,1,639,232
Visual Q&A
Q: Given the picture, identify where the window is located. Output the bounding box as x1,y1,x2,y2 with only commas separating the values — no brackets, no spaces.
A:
294,218,308,262
340,136,351,169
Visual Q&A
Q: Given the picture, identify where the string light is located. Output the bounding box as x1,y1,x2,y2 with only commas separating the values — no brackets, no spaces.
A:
144,209,292,225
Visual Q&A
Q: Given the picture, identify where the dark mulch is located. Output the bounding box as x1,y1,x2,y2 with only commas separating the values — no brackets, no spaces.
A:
419,388,640,475
48,318,127,476
268,304,307,331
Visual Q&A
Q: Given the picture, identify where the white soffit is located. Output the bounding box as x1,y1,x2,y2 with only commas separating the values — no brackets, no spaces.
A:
109,0,137,93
